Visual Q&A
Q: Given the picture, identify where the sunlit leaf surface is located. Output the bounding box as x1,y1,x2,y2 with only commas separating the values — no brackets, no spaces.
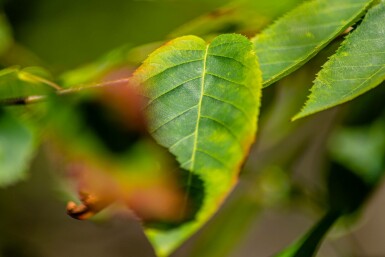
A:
294,2,385,119
253,0,373,87
133,34,261,256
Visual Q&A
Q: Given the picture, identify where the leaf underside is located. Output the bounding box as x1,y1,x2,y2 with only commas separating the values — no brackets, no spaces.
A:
133,34,261,256
294,2,385,120
252,0,374,87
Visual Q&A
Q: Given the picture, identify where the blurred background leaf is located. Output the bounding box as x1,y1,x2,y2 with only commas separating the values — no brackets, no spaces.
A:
170,0,304,39
0,13,12,57
1,0,231,71
0,109,37,187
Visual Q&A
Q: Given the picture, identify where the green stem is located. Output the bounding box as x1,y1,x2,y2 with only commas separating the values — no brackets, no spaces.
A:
275,210,341,257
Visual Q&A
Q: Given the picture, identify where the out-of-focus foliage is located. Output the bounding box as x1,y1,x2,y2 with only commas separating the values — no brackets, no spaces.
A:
170,0,304,38
59,42,162,88
329,119,385,184
0,13,12,57
2,0,228,70
274,88,385,257
274,131,385,257
0,66,54,98
0,66,51,187
46,83,202,228
0,109,36,187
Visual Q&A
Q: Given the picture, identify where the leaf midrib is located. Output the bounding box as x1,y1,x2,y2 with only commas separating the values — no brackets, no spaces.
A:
190,44,210,171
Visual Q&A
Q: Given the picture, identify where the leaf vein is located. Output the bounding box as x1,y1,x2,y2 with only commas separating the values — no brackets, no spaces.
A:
169,132,195,150
257,43,317,53
340,66,385,99
190,45,209,171
196,148,229,168
150,105,198,134
206,72,246,87
201,115,243,149
144,59,204,82
146,76,201,107
207,54,246,67
203,93,252,124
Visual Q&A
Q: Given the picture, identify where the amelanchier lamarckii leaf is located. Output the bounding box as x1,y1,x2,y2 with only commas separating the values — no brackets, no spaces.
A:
132,34,261,256
294,1,385,120
252,0,374,87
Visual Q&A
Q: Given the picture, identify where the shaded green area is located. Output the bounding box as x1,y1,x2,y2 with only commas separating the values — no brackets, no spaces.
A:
170,0,304,38
2,0,228,71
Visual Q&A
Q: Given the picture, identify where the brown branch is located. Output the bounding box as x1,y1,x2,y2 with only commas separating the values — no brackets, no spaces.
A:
0,78,131,107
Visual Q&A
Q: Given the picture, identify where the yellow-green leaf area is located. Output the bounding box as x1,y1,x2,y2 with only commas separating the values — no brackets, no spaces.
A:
133,34,261,256
252,0,373,87
294,2,385,120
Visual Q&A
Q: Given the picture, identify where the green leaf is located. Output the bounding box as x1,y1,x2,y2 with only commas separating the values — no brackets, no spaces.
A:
59,42,162,87
252,0,373,87
274,211,340,257
294,2,385,119
0,110,36,187
0,66,54,99
133,34,261,256
329,120,385,185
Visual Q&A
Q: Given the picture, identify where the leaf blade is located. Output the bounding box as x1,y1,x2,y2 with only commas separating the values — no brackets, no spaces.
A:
133,34,261,256
294,2,385,120
252,0,374,87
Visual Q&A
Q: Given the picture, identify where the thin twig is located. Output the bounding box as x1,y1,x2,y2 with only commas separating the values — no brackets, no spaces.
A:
0,78,131,106
0,95,47,106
